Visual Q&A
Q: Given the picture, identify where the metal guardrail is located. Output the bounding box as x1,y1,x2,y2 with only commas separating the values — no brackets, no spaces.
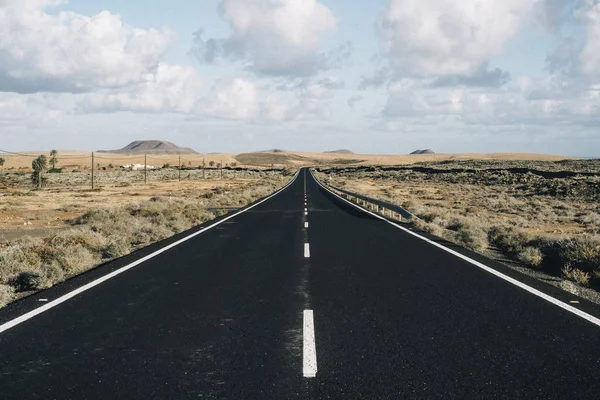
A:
315,175,415,223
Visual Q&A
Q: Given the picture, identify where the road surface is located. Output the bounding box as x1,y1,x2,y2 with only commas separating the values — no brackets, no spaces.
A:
1,168,600,399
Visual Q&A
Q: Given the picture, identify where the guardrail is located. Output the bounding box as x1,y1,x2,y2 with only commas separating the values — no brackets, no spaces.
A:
315,173,416,224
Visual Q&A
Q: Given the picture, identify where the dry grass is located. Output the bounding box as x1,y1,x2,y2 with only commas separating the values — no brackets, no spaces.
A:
0,170,292,307
316,159,600,290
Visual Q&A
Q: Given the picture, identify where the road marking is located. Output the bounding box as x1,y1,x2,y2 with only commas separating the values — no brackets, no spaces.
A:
305,211,308,216
311,170,600,328
303,310,318,378
305,222,309,228
305,208,308,212
0,170,302,335
304,243,310,258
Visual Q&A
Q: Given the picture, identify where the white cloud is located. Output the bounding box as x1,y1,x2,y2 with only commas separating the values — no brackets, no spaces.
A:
198,77,260,120
193,0,337,76
578,0,600,80
380,0,539,77
0,0,173,93
79,64,203,114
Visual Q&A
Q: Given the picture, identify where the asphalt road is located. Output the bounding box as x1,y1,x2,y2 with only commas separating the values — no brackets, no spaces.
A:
1,168,600,399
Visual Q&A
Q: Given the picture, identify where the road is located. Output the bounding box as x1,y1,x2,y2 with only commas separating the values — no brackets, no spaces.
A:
1,168,600,399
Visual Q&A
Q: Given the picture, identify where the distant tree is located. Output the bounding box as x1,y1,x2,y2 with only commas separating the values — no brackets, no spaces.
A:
108,163,114,169
187,161,192,166
163,163,171,168
0,157,5,171
31,155,48,189
230,162,237,167
49,150,58,169
216,162,222,168
209,161,215,167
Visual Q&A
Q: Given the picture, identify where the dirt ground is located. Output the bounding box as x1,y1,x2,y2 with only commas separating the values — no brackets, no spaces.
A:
0,173,271,242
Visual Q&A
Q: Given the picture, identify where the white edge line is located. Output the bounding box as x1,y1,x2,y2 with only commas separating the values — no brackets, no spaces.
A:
303,309,318,378
304,243,310,258
0,170,302,334
310,169,600,328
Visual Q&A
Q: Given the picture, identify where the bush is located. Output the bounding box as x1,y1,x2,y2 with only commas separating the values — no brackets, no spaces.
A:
453,226,489,252
518,247,544,268
563,265,591,286
55,244,100,275
489,226,531,254
0,284,13,307
558,236,600,273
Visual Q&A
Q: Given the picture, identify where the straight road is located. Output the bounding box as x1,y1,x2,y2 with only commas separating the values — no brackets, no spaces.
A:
1,168,600,399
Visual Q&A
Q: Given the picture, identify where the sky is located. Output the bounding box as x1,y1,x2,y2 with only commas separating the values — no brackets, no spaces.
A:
0,0,599,155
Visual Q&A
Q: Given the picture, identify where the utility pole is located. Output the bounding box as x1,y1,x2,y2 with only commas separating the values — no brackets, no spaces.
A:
202,158,205,179
144,154,147,185
220,160,223,179
178,156,181,182
91,152,94,190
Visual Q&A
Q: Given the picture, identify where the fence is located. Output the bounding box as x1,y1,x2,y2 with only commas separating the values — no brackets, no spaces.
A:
0,151,287,190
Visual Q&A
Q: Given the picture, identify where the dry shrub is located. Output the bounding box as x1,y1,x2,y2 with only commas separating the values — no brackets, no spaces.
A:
55,244,100,275
518,247,544,268
0,284,13,307
452,225,489,252
489,226,531,254
562,265,591,286
557,236,600,273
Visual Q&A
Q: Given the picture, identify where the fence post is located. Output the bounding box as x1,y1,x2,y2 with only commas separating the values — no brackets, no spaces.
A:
91,152,94,190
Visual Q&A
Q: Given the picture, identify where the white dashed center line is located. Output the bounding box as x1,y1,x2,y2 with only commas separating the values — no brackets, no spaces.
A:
305,222,309,228
304,243,310,258
303,310,318,378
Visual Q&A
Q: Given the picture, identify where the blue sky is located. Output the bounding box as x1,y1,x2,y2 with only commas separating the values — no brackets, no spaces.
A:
0,0,599,155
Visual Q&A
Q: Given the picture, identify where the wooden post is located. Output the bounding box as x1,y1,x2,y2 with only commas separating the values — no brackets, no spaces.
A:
202,158,205,179
91,152,94,190
178,156,181,182
221,160,223,179
144,154,147,185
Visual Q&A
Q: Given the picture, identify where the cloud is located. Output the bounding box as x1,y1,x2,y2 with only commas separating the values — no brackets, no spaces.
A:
347,95,363,110
192,0,337,76
431,63,511,88
358,68,390,90
577,0,600,79
79,64,203,114
0,1,173,94
197,77,260,120
380,0,538,77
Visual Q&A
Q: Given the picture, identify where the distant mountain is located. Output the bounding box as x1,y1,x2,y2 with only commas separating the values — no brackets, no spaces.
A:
256,149,287,153
99,140,198,155
325,149,355,154
410,149,435,155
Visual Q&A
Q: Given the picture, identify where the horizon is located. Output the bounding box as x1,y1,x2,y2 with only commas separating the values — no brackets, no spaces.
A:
1,1,600,156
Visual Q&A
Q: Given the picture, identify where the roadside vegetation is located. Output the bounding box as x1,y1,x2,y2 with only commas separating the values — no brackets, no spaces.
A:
316,160,600,295
0,170,293,307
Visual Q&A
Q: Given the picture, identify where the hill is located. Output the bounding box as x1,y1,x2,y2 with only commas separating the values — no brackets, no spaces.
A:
256,149,287,153
325,149,354,154
410,149,435,155
99,140,198,155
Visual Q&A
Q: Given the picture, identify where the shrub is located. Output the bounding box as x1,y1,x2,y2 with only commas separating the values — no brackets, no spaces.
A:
55,244,100,275
453,226,489,252
0,284,13,307
101,238,131,259
518,247,544,268
558,236,600,273
563,265,591,286
489,226,531,254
